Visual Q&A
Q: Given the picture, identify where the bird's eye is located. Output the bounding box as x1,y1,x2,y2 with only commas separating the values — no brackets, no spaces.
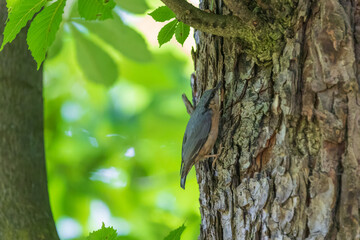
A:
210,92,215,98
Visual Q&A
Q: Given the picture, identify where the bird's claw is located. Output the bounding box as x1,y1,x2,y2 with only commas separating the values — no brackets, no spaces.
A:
205,143,223,169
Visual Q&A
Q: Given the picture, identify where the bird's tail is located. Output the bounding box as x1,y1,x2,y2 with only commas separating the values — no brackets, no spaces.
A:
180,160,187,189
180,175,187,189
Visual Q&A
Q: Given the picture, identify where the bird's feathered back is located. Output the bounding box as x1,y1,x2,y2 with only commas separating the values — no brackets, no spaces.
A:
180,88,217,189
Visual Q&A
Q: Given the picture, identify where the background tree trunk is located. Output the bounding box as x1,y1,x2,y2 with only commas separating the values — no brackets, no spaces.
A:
193,0,360,239
0,1,59,239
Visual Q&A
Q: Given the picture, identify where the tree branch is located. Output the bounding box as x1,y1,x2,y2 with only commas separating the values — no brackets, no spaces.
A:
161,0,282,62
160,0,264,38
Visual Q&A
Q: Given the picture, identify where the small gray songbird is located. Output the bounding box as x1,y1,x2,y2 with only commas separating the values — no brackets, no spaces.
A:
180,83,221,189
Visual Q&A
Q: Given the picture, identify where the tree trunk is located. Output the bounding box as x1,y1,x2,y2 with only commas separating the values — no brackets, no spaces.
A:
193,0,360,239
0,2,59,239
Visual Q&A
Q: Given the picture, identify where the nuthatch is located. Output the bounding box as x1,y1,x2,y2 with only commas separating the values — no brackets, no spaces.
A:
180,83,221,189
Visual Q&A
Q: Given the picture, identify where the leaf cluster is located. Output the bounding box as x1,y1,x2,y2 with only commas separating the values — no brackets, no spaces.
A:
0,0,151,71
0,1,190,74
149,6,190,47
1,0,156,86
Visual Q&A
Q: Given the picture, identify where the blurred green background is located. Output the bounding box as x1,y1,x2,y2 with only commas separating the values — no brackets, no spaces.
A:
43,0,200,239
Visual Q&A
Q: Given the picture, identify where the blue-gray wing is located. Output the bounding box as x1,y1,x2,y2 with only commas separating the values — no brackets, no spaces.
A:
181,110,212,167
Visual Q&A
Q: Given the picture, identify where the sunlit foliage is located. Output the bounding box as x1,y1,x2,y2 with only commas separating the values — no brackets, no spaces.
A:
42,1,200,239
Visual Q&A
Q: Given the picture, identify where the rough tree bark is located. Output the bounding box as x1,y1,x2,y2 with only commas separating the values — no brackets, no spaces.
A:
186,0,360,239
0,1,59,239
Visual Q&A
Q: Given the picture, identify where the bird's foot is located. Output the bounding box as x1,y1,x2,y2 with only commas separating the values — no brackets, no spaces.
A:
204,144,223,169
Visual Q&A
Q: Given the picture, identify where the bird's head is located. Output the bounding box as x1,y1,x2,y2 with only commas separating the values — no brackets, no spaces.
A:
200,82,221,112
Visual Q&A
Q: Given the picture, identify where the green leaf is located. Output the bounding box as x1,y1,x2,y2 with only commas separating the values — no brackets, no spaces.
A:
158,19,178,47
27,0,66,69
149,6,175,22
78,14,152,62
47,28,64,60
115,0,149,14
175,22,190,46
78,0,116,20
72,24,118,87
0,0,47,51
6,0,17,9
87,223,120,240
164,224,186,240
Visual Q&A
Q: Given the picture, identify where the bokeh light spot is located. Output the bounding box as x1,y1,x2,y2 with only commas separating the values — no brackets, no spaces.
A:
109,81,151,115
124,147,135,157
61,101,84,122
90,167,127,188
57,217,82,239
